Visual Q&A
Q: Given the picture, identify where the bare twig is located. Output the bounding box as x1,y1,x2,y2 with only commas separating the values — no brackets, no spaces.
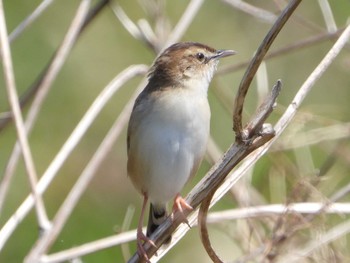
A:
38,202,350,263
198,190,222,263
25,78,146,263
233,0,302,140
197,2,293,255
0,0,50,231
8,0,55,42
164,0,204,48
218,27,344,75
0,0,108,218
111,4,157,51
0,0,109,132
121,206,136,261
0,0,91,226
272,24,350,137
198,81,281,263
111,4,144,41
317,0,337,33
0,65,147,252
41,230,137,263
206,202,350,221
272,122,350,151
24,65,147,263
247,20,350,263
221,0,277,23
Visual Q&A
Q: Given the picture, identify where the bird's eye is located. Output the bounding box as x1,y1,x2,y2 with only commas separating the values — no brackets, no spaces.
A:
196,52,205,61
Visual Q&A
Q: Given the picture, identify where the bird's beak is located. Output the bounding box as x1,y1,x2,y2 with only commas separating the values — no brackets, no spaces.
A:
211,49,237,60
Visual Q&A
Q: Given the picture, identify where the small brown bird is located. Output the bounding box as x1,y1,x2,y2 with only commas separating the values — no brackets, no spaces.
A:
127,42,235,260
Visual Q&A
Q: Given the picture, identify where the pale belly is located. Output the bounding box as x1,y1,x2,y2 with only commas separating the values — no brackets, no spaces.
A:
128,93,210,205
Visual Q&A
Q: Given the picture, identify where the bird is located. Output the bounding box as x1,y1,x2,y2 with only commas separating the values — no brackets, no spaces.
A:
127,42,235,260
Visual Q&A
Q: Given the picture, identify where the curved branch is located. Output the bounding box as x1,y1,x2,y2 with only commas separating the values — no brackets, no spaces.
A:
198,190,223,263
232,0,302,140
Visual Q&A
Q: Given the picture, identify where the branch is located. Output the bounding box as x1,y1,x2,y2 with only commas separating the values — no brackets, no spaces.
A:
0,0,50,231
39,202,350,262
0,65,147,253
232,0,302,139
196,1,300,260
217,27,345,75
8,0,55,42
221,0,277,23
0,0,108,221
198,81,281,263
0,0,110,132
228,20,350,263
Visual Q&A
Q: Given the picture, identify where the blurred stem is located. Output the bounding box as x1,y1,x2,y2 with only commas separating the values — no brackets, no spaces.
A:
24,65,148,263
0,0,110,132
0,0,92,252
0,0,50,231
218,27,345,75
0,0,108,220
9,0,55,42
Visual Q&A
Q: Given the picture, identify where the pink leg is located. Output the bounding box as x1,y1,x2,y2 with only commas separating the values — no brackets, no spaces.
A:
172,194,193,225
137,194,156,262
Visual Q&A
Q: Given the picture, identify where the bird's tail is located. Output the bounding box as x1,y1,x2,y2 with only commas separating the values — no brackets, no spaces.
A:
147,203,171,243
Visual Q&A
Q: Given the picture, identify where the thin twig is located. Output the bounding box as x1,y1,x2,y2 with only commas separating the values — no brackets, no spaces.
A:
0,0,110,132
198,190,223,263
221,0,277,23
0,65,147,252
272,24,350,136
0,0,108,218
206,202,350,221
164,0,204,49
41,230,137,263
121,206,135,261
112,0,204,53
0,0,91,225
39,202,350,263
233,0,302,140
198,81,281,263
111,4,144,40
218,27,344,75
247,21,350,262
110,4,157,51
317,0,337,33
24,66,148,263
0,0,50,231
272,122,350,151
9,0,55,42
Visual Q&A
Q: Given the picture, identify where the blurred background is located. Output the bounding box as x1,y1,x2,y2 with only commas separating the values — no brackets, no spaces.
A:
1,0,350,262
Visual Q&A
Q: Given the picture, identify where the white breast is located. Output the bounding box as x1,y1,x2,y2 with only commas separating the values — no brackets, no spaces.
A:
128,87,210,205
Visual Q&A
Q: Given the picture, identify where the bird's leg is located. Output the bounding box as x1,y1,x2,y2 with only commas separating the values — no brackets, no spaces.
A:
172,193,193,227
137,194,156,262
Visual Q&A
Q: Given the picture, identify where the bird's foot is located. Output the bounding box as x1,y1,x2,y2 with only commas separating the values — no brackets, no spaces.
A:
136,230,156,262
172,194,193,228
